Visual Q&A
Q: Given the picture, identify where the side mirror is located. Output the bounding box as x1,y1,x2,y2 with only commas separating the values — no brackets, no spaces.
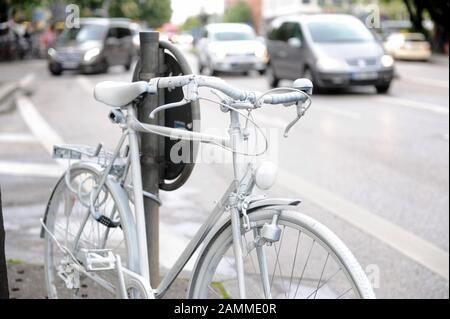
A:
287,37,302,48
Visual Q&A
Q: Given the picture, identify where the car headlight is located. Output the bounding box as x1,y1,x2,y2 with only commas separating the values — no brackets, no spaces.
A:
255,46,268,60
48,47,57,58
84,48,101,62
381,54,394,68
316,57,348,72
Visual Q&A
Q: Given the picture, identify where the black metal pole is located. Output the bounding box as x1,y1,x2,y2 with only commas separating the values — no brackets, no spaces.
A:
0,186,9,299
137,32,162,287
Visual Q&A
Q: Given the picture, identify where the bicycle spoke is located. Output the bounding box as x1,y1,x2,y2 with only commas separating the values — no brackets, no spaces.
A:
305,267,342,299
288,230,301,298
270,226,290,298
207,284,223,298
312,253,329,299
293,239,315,299
337,287,353,299
269,225,285,289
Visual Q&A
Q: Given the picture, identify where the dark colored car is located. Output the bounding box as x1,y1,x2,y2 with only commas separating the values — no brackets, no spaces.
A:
266,14,395,93
47,18,135,75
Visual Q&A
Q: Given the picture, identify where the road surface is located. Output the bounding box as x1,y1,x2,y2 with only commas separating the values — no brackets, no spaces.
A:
0,52,448,298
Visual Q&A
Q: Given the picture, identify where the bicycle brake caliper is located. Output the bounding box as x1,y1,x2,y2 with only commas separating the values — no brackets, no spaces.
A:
239,195,252,232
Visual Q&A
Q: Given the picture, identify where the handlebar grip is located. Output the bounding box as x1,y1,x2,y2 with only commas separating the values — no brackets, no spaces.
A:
156,75,192,89
155,75,248,101
196,76,248,101
262,92,306,105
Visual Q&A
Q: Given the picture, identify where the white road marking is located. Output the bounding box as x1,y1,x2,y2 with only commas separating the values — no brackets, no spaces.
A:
0,161,63,178
0,133,36,143
377,96,449,116
15,95,64,157
277,168,450,280
18,73,36,89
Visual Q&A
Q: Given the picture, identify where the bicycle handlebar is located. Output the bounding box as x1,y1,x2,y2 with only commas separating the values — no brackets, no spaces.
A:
151,75,311,106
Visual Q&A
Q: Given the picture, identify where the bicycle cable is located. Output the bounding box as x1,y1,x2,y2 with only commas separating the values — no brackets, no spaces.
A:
199,95,269,157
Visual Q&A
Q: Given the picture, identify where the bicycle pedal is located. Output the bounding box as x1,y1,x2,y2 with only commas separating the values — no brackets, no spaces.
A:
77,249,116,272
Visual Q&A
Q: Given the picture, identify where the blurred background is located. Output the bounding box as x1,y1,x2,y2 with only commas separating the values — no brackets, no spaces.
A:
0,0,448,299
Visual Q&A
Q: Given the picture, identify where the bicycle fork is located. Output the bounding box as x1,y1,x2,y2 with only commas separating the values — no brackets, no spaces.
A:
229,205,247,299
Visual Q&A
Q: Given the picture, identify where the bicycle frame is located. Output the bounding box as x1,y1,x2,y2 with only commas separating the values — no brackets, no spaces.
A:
46,102,301,299
125,103,254,298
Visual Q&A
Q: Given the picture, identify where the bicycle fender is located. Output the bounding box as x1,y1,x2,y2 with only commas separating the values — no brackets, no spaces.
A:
247,197,301,212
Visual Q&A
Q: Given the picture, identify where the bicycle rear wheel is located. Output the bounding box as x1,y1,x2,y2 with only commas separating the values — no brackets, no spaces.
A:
44,165,137,298
189,209,375,299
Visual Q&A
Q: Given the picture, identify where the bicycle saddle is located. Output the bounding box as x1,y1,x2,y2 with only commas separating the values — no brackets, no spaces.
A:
94,81,150,107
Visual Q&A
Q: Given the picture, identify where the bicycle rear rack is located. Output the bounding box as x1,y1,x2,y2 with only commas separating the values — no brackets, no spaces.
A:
53,144,126,177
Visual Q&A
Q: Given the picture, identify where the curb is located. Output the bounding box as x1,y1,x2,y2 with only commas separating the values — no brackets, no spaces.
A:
0,187,9,299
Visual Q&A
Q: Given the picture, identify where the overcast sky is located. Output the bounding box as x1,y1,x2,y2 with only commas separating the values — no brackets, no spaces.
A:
171,0,225,25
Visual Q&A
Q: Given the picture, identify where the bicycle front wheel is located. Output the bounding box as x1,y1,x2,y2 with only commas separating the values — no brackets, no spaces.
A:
189,209,375,299
44,165,137,298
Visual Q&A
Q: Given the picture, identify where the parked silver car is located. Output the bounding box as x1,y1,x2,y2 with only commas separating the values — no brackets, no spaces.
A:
266,14,395,93
196,23,268,75
47,18,135,75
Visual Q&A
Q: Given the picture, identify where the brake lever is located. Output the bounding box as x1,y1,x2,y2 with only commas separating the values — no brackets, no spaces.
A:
149,98,190,119
283,101,310,138
149,79,199,119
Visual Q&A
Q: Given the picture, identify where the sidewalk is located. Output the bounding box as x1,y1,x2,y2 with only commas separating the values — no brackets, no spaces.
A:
7,262,188,299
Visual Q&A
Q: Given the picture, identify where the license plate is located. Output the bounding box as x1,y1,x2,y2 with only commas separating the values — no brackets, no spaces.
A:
352,71,378,80
62,61,79,69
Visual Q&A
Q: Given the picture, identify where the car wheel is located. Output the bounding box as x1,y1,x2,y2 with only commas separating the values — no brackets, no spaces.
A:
49,64,62,76
376,83,391,94
303,67,322,93
100,60,109,74
124,56,132,71
266,63,279,88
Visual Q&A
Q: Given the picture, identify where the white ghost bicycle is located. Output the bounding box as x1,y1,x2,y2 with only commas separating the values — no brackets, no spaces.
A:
41,74,375,299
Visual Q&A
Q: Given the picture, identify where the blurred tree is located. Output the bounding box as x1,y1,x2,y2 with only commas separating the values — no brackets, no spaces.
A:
108,0,172,27
402,0,449,52
1,0,172,28
223,0,253,25
180,15,202,32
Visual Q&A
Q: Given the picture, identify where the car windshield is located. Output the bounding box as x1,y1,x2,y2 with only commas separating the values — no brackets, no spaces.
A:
307,20,374,43
213,31,256,41
59,24,106,43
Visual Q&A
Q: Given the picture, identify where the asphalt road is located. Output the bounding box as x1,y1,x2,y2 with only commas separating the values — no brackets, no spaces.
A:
0,51,448,298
